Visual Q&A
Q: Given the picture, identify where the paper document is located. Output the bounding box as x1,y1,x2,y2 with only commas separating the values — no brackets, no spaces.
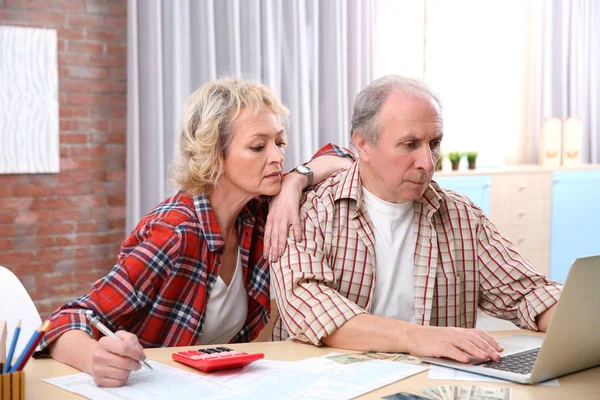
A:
43,354,428,400
428,365,559,386
43,361,238,400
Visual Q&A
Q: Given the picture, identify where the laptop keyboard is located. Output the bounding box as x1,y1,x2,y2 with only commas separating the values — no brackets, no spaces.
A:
477,348,540,375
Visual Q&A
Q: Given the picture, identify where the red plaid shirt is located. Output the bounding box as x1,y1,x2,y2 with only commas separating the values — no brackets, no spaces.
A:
40,144,352,350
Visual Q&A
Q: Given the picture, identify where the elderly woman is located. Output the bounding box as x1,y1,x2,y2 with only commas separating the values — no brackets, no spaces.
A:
39,77,352,387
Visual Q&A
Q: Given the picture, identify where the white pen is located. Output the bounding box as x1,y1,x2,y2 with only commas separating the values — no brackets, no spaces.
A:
85,311,153,370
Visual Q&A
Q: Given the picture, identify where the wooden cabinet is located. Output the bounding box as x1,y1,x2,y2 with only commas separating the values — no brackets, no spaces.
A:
490,171,552,275
434,166,600,282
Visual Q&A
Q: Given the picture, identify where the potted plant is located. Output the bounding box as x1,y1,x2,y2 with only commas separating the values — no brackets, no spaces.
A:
447,151,463,171
435,153,444,171
466,151,478,170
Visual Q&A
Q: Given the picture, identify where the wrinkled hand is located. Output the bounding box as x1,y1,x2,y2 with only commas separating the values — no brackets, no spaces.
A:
90,331,146,387
407,326,503,363
264,175,304,262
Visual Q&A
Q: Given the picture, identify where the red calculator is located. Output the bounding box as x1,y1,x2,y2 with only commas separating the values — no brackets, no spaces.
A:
172,346,264,372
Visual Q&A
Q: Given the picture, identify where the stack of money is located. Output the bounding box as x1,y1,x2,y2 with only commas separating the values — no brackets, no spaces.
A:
326,351,428,366
414,385,511,400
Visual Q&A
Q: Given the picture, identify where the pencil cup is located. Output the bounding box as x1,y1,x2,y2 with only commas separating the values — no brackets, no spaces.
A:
0,365,25,400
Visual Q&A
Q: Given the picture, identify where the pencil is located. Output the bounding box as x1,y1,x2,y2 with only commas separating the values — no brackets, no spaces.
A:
3,320,21,373
85,312,153,370
10,321,50,372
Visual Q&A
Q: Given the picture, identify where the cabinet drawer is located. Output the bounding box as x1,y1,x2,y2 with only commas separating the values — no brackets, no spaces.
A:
490,198,551,226
495,224,550,250
491,172,552,200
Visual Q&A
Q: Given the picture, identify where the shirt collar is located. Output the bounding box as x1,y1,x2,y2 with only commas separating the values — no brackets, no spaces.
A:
192,193,258,253
334,160,442,217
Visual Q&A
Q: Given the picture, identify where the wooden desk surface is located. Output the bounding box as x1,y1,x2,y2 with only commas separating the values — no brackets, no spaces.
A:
24,330,600,399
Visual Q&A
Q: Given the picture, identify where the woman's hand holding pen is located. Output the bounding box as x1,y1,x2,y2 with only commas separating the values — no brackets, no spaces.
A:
90,330,147,387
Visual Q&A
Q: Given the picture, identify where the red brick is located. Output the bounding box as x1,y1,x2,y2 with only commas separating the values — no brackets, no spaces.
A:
0,186,14,197
58,169,91,183
108,170,126,181
0,238,11,251
68,92,105,105
70,145,106,157
68,65,108,79
26,11,66,26
54,208,81,221
0,212,15,224
15,210,54,224
60,79,90,92
0,198,33,210
60,133,88,144
2,251,36,264
59,52,89,65
31,198,75,210
0,225,16,237
106,133,126,143
86,29,124,43
60,106,89,118
74,119,109,132
90,55,126,68
62,0,86,12
14,185,55,197
104,15,126,28
68,14,105,27
107,67,126,81
57,27,85,40
35,237,56,248
106,44,126,54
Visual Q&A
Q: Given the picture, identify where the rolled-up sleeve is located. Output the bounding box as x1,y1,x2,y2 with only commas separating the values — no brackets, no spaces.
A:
270,195,366,345
476,215,562,331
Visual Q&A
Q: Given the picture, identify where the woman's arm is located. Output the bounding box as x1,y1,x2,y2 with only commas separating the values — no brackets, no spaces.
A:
263,144,354,261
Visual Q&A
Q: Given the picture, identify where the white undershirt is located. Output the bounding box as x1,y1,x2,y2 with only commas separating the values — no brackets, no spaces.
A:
362,186,416,323
200,248,247,344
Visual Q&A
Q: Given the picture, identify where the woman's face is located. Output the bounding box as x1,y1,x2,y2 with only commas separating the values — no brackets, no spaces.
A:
221,106,287,199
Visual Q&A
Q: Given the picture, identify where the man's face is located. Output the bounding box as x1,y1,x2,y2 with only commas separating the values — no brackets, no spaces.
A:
354,92,443,203
221,106,287,199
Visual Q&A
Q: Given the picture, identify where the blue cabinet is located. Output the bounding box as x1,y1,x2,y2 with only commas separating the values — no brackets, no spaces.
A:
550,170,600,283
434,175,492,216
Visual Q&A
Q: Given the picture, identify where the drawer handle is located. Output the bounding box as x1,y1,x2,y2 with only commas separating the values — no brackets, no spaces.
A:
518,211,527,217
517,237,526,244
518,184,527,190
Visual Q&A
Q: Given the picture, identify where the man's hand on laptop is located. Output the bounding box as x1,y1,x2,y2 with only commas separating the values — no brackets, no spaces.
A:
407,326,504,363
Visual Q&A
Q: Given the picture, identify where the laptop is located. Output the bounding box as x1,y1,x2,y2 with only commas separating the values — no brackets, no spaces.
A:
423,255,600,384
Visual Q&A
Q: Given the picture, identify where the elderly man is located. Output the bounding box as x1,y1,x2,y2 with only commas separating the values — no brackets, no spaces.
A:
270,75,562,363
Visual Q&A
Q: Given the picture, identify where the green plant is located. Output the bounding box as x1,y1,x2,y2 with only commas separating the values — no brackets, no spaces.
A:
447,151,463,163
466,151,478,161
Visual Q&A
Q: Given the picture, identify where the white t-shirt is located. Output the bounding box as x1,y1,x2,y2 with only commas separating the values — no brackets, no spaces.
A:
200,248,247,344
362,186,416,323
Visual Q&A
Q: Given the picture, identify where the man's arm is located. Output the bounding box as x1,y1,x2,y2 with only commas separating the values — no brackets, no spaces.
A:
476,214,562,331
535,304,557,332
264,143,354,260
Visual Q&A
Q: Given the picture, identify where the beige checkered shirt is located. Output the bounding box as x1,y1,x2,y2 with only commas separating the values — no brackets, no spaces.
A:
271,161,562,344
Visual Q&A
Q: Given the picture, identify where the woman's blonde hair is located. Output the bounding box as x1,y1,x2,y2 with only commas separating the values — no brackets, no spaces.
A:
170,77,289,196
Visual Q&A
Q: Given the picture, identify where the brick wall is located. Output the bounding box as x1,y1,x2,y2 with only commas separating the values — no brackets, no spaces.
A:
0,0,127,319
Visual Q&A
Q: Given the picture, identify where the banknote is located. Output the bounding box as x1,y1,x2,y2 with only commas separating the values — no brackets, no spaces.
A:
413,385,511,400
327,352,427,366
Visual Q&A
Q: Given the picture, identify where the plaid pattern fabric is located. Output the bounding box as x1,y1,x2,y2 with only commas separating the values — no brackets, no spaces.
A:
39,192,270,350
39,143,352,351
271,161,562,344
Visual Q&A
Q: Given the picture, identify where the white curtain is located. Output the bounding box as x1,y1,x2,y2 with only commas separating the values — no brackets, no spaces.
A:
538,0,600,164
126,0,375,232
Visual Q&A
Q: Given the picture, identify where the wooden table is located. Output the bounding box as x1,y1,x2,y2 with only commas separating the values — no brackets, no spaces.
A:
24,330,600,399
